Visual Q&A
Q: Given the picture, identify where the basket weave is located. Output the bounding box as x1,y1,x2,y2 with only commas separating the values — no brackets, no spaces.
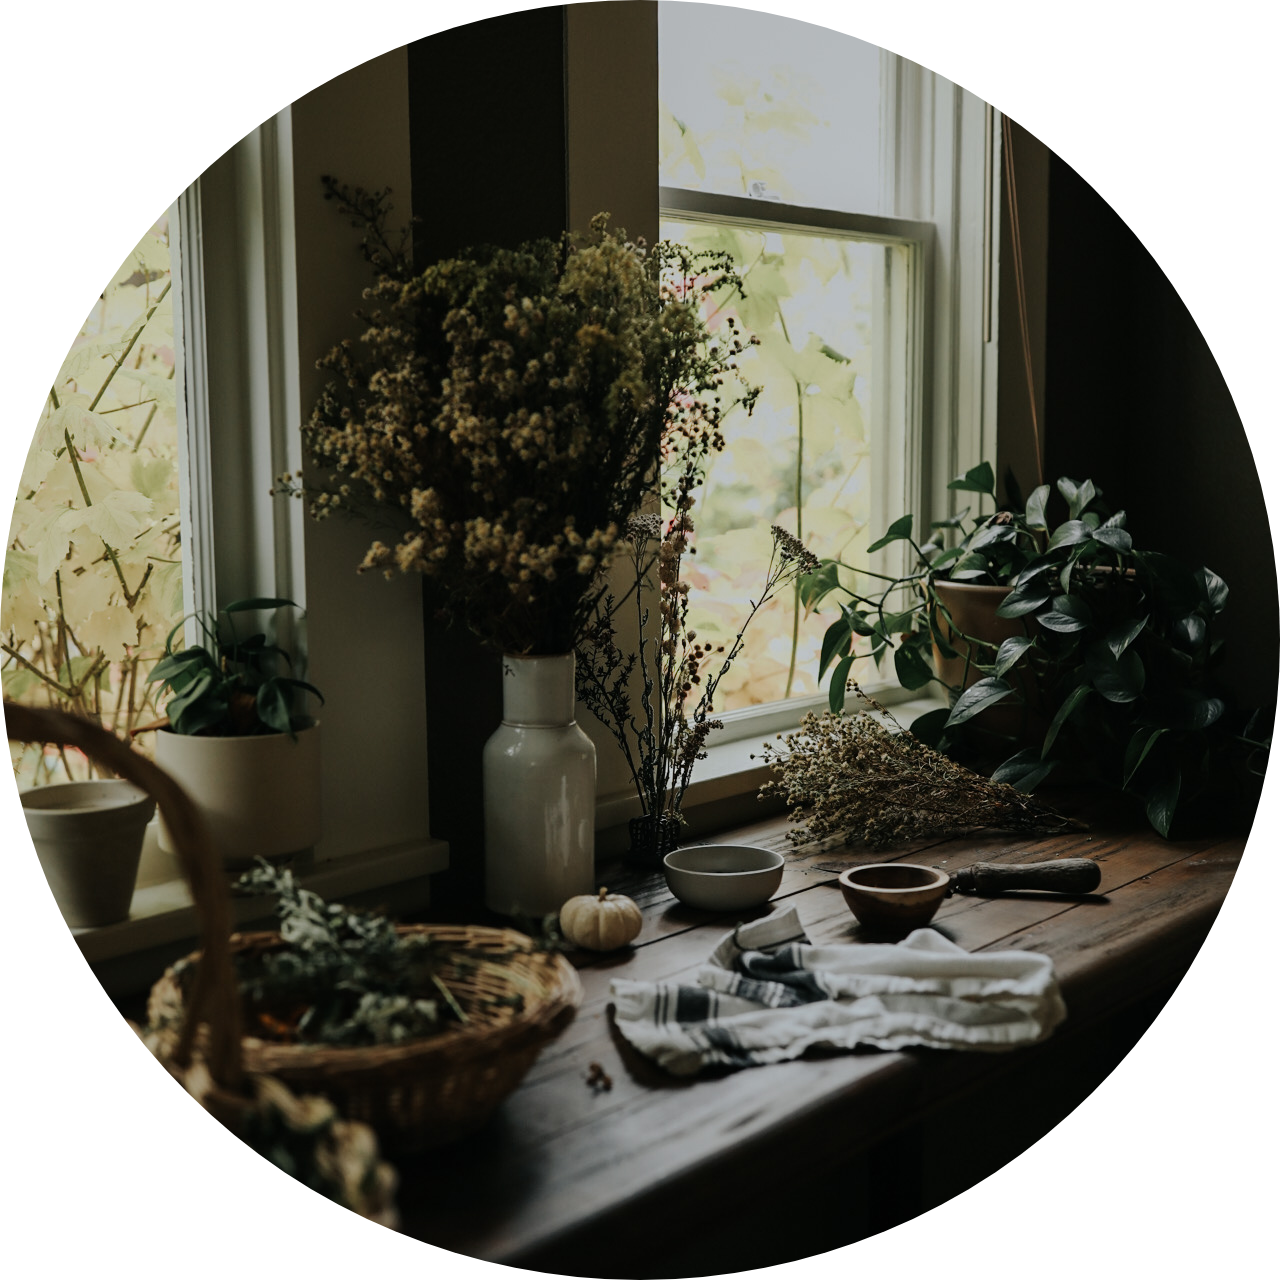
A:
7,701,582,1158
5,702,401,1221
148,922,582,1151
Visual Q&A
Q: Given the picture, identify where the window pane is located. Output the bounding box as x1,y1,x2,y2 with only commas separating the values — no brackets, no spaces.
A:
662,216,909,710
4,214,184,784
659,1,882,213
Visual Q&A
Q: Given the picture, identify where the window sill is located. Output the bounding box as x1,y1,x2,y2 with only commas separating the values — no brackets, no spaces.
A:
594,693,945,848
80,693,942,992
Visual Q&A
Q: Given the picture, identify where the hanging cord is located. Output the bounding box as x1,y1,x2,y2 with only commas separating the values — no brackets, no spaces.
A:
1001,112,1045,490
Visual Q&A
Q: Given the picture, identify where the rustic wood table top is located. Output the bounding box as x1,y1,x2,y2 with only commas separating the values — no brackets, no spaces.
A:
393,806,1243,1274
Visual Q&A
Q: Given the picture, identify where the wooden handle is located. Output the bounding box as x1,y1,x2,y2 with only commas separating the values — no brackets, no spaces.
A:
954,858,1101,896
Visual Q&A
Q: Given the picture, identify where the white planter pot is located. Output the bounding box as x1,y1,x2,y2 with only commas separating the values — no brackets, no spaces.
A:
154,721,322,868
483,654,596,917
22,780,155,927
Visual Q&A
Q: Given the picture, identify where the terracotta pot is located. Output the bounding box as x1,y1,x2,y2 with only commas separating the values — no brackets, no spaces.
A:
931,580,1042,741
22,779,155,927
154,721,322,868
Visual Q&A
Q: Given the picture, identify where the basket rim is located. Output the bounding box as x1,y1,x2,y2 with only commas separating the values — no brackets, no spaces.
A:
152,922,582,1069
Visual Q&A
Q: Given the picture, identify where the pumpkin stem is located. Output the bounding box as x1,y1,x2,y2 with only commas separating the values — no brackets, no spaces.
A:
598,886,608,900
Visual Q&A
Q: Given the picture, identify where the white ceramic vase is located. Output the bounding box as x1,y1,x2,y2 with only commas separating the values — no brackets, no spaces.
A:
22,779,155,927
483,653,596,917
154,721,322,868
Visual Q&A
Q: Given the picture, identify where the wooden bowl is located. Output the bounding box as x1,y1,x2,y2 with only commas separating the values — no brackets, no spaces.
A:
837,863,950,935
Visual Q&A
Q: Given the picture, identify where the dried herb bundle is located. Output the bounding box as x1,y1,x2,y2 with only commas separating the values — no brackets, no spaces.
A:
758,687,1082,848
223,861,476,1047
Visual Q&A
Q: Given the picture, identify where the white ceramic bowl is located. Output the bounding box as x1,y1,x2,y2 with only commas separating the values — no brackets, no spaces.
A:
663,843,785,912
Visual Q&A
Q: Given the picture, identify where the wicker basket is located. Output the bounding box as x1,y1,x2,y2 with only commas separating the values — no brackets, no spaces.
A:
7,701,582,1160
148,922,582,1151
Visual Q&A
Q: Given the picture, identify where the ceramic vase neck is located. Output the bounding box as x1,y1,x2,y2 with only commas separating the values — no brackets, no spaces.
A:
501,653,576,726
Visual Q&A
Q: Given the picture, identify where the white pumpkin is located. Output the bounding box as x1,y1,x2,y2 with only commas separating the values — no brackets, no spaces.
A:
559,887,643,952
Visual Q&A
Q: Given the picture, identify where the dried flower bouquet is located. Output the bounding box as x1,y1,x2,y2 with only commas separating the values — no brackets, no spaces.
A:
285,183,754,656
758,685,1081,849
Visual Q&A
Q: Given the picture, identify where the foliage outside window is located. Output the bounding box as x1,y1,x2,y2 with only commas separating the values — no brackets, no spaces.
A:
659,5,904,711
3,217,183,784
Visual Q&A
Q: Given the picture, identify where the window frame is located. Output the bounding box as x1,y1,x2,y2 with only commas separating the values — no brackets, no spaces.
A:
176,58,446,880
651,50,1003,754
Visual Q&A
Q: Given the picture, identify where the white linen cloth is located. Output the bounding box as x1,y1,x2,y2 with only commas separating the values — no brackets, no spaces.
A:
610,906,1066,1076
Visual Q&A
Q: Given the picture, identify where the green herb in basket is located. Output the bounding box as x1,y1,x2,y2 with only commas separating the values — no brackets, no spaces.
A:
228,860,470,1047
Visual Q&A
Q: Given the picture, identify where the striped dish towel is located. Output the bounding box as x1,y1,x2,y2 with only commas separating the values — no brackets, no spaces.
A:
610,906,1066,1076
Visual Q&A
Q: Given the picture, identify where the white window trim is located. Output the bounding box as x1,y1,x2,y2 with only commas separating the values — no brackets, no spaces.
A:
629,57,1004,778
76,47,445,977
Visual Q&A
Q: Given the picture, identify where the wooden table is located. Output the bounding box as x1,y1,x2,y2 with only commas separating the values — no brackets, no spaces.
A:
393,808,1242,1276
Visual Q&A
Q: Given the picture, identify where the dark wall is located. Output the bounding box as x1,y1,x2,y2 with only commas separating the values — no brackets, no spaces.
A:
1043,154,1278,707
407,8,570,910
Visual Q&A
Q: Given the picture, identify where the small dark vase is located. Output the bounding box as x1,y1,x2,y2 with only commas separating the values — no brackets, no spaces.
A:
626,813,683,866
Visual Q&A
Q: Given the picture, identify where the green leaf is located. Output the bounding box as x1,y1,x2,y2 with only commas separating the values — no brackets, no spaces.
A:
166,671,223,732
1106,616,1147,658
996,579,1051,619
992,635,1034,677
799,561,841,610
171,698,230,737
1146,770,1181,838
894,642,933,691
1024,485,1051,531
827,653,855,713
1123,726,1168,788
930,508,971,530
1056,477,1096,520
992,748,1057,793
818,615,854,678
1042,683,1092,757
256,679,295,736
967,522,1017,554
947,461,996,497
1091,526,1132,554
147,649,214,686
925,544,964,571
866,515,913,554
947,552,991,581
1171,613,1207,653
1168,690,1226,731
1086,641,1145,703
277,677,325,705
843,605,879,637
1046,520,1092,552
1195,567,1229,613
944,676,1013,728
909,707,950,748
1039,594,1092,633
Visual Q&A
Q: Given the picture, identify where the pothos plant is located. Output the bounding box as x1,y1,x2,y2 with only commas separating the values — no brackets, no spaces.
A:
804,461,1269,836
147,597,322,738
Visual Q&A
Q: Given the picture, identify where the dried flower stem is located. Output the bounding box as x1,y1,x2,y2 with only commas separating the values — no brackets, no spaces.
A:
758,684,1083,848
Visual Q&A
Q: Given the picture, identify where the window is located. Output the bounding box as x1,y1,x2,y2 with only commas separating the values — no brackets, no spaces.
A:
659,3,998,729
4,215,184,785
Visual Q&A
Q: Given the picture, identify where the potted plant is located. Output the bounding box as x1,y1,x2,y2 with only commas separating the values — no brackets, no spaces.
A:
804,462,1269,836
146,597,324,867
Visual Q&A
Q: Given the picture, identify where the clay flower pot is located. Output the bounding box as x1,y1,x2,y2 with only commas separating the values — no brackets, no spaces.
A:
931,580,1043,741
154,721,322,868
23,779,155,927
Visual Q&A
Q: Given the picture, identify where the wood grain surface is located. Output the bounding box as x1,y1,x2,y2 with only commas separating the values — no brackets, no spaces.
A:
393,807,1243,1273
